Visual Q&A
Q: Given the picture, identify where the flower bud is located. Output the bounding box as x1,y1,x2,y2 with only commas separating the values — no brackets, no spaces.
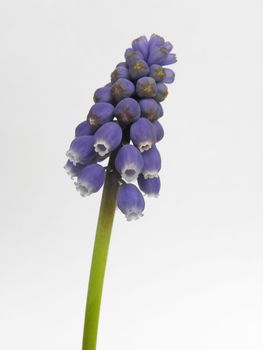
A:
136,77,157,98
75,120,97,137
148,34,165,51
159,53,177,66
149,64,166,82
75,164,105,197
111,78,135,102
115,144,144,182
155,83,168,102
94,122,122,156
93,86,112,103
152,121,164,142
117,183,145,221
132,36,149,60
137,175,161,197
163,68,175,84
148,45,169,66
128,60,150,80
139,98,162,122
141,145,161,179
66,136,96,165
64,160,85,179
111,66,129,83
87,102,114,127
125,49,144,65
130,118,156,152
114,97,141,125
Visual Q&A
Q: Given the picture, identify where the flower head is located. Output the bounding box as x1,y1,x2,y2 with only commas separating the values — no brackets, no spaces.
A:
65,34,176,219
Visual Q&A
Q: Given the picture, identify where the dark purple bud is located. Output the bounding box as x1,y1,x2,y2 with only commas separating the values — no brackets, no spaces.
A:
130,118,156,152
148,45,169,66
149,64,166,82
94,122,122,156
66,136,96,165
115,144,144,182
132,36,149,60
125,49,144,65
128,60,150,80
159,53,177,66
75,164,105,197
152,121,164,142
136,77,157,98
117,183,145,221
139,98,162,122
141,145,161,179
87,102,114,127
64,160,86,179
75,120,98,137
114,97,141,125
155,83,168,102
138,174,161,197
111,66,129,83
163,68,175,83
111,78,135,102
93,86,112,103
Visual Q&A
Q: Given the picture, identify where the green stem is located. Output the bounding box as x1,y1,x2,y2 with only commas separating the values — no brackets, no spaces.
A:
82,155,119,350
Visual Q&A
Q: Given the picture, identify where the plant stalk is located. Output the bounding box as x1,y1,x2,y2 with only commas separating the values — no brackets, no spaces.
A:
82,155,119,350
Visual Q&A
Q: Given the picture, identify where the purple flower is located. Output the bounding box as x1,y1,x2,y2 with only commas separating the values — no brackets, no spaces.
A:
136,77,157,98
139,98,162,122
117,183,145,221
111,65,129,83
138,175,161,197
87,102,114,127
93,86,112,103
64,160,86,179
75,164,105,197
152,121,164,142
131,36,149,60
94,122,122,156
130,118,156,152
125,49,144,65
75,120,98,137
111,78,135,102
115,144,144,182
155,83,168,102
114,97,141,125
66,136,96,165
149,64,166,82
141,145,161,179
163,68,175,84
128,60,150,80
148,34,165,51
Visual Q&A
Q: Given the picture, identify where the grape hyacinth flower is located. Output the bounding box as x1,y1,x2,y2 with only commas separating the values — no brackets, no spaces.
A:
64,34,176,350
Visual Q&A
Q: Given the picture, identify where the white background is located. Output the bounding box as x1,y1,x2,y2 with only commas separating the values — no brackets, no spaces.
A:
1,0,263,349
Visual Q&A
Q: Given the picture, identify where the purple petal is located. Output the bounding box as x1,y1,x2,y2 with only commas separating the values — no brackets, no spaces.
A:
132,36,149,60
87,102,114,127
155,83,168,102
125,48,144,65
149,64,166,82
141,145,161,179
152,121,164,142
136,77,157,98
94,122,122,156
111,78,135,102
163,68,175,84
139,98,162,122
66,135,96,165
138,175,161,197
114,98,141,125
115,144,144,182
64,160,86,179
130,118,156,152
75,164,105,196
93,86,112,103
111,66,129,83
75,120,98,137
128,59,150,80
117,183,145,221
